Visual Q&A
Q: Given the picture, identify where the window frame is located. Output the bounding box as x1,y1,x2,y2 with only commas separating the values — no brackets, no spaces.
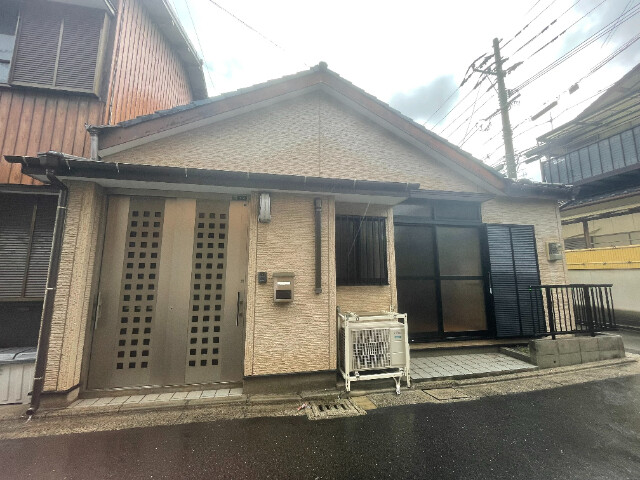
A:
335,214,389,286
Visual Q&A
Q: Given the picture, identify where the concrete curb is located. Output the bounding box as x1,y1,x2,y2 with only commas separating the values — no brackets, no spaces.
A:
1,356,637,427
411,366,539,384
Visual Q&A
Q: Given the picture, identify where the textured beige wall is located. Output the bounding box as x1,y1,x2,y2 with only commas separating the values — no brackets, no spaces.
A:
482,197,568,285
45,181,105,391
103,91,481,194
244,193,336,376
334,203,397,314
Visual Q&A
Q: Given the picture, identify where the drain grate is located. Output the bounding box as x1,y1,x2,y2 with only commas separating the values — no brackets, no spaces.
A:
305,399,366,420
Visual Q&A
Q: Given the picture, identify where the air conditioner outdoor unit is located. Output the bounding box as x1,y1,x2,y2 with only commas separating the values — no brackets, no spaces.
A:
337,309,410,394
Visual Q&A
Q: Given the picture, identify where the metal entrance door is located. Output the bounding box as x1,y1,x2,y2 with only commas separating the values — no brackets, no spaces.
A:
87,196,248,389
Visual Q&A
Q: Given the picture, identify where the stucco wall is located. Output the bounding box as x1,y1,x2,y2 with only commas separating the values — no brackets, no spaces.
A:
567,269,640,312
103,91,482,194
482,197,568,286
244,193,336,376
45,181,105,392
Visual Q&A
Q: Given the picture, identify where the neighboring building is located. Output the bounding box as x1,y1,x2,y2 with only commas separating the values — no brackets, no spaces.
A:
531,63,640,319
6,63,571,406
0,0,207,349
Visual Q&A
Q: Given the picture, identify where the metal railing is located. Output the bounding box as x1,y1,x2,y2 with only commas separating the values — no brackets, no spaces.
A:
529,284,617,339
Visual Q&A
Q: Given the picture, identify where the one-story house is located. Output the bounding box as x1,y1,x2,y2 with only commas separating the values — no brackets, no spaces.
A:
7,63,572,406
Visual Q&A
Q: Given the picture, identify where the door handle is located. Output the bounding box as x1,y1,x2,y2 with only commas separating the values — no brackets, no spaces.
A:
94,291,103,330
236,291,241,326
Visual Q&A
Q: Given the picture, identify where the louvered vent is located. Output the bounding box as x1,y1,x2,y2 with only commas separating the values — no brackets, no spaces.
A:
0,195,32,297
55,11,104,91
24,197,57,297
11,7,59,86
11,5,104,93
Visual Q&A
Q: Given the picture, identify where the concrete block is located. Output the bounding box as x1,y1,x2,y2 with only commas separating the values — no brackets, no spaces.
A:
558,352,582,367
556,338,580,354
599,350,624,361
529,339,558,356
597,335,622,352
533,354,559,369
580,351,600,364
578,337,598,352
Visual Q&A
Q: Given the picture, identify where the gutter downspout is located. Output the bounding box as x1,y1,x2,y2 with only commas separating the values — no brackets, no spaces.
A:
27,168,68,416
86,126,100,161
314,198,322,294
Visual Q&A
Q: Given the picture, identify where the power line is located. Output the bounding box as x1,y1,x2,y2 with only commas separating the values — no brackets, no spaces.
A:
181,0,215,92
513,3,640,93
602,0,634,47
510,0,584,56
502,0,561,50
430,76,489,130
423,52,490,126
524,0,609,61
205,0,309,68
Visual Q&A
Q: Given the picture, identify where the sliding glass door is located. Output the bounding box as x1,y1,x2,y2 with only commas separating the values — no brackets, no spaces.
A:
395,223,490,341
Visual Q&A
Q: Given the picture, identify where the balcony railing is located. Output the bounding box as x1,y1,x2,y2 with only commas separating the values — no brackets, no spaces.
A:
529,284,617,339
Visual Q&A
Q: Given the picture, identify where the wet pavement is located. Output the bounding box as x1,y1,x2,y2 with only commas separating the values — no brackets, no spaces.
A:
1,368,640,479
619,328,640,355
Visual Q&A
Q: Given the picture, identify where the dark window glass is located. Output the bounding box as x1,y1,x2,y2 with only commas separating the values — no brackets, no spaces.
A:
588,144,602,176
336,215,388,286
621,130,638,165
434,201,480,221
599,139,614,173
610,135,625,169
393,203,433,218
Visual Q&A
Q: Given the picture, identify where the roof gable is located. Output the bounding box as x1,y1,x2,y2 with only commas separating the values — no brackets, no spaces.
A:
95,63,508,193
100,90,485,193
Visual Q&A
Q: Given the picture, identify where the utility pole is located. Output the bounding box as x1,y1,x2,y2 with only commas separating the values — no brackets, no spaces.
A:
493,37,517,179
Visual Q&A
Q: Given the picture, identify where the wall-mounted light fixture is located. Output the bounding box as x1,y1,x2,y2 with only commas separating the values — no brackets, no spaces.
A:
258,193,271,223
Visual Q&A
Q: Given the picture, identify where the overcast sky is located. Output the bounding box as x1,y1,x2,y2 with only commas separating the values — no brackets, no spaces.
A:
169,0,640,181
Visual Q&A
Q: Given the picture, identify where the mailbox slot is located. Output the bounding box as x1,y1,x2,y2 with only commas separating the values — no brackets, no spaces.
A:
273,272,294,303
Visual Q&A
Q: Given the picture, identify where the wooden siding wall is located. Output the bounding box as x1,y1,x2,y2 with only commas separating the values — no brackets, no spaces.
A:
104,0,194,125
0,90,104,184
1,0,196,185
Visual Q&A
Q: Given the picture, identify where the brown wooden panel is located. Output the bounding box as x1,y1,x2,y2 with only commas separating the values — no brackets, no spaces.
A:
61,98,79,154
26,95,47,158
14,96,35,157
108,0,193,125
50,97,69,153
0,89,105,185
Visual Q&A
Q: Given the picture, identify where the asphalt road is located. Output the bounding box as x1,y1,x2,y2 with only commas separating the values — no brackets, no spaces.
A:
2,375,640,480
619,328,640,355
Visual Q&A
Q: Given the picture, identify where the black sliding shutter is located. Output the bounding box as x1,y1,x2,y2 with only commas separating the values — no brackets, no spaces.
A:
486,224,543,337
0,194,57,299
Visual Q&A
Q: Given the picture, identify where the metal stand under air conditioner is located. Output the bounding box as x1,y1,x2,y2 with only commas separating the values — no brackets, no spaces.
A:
337,309,411,395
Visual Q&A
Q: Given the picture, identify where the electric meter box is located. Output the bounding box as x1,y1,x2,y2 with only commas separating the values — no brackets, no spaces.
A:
273,272,294,303
547,242,563,261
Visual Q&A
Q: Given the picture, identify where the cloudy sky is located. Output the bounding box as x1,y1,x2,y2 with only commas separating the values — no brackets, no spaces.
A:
169,0,640,180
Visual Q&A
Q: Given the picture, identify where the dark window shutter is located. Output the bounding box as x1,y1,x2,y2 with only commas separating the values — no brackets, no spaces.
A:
0,195,32,297
486,224,543,337
0,194,56,299
11,5,103,92
11,7,60,86
55,10,104,91
336,215,388,286
25,196,57,297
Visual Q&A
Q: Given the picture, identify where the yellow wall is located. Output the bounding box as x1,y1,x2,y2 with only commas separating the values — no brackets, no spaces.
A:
566,245,640,270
